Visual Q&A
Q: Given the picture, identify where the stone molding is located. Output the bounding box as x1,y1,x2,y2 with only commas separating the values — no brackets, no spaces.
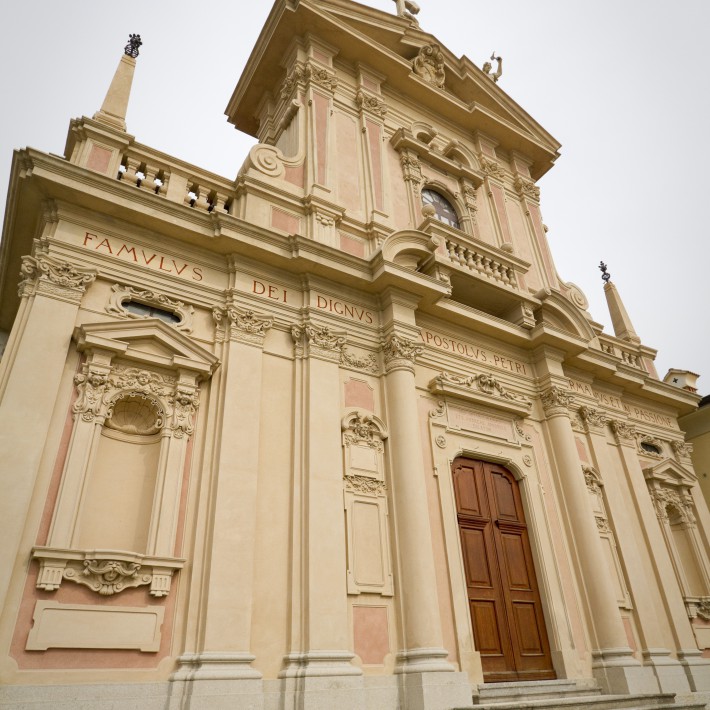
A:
32,547,184,598
106,283,194,333
540,386,575,417
19,253,96,302
382,334,422,373
429,371,531,416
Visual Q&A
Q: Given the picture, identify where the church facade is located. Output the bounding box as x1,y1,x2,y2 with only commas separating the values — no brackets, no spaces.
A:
1,2,709,709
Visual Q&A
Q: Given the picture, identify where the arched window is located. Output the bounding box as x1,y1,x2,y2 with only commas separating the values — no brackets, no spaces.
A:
422,188,460,229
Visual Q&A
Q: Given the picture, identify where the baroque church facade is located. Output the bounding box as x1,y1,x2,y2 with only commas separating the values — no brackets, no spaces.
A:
1,1,709,709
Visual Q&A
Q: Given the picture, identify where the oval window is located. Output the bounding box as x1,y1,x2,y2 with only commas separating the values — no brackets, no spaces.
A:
123,300,181,325
422,188,460,229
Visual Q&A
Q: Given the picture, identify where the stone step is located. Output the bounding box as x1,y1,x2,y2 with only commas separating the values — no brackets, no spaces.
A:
474,679,601,703
456,692,707,710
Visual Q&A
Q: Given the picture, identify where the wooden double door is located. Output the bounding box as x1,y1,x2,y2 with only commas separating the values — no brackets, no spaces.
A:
452,458,555,682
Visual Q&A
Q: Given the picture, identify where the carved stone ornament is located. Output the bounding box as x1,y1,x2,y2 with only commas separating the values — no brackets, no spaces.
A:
637,433,664,458
429,401,446,419
540,386,575,416
356,89,387,117
382,334,423,372
515,420,532,442
19,254,96,301
610,419,638,444
213,305,273,345
649,487,695,526
578,405,609,433
412,44,446,88
687,598,710,621
340,348,379,374
595,516,611,534
281,61,338,99
32,548,183,598
461,183,478,216
106,283,194,333
342,411,388,453
433,371,532,412
292,323,347,362
514,176,541,200
671,440,694,458
479,156,504,179
345,475,387,496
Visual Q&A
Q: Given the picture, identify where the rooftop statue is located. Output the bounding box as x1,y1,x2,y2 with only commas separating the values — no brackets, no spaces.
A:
392,0,421,23
483,52,503,83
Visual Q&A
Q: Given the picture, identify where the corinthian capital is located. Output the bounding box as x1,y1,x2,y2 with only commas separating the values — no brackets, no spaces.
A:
578,405,609,433
540,386,575,417
382,335,423,373
19,254,97,302
291,323,347,362
610,419,637,444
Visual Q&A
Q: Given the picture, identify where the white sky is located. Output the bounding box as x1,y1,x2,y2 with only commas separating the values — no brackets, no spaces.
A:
1,0,708,391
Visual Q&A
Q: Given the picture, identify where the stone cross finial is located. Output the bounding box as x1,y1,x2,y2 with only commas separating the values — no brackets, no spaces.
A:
124,34,142,58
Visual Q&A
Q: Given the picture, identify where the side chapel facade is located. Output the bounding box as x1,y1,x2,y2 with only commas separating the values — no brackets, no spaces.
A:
1,1,709,709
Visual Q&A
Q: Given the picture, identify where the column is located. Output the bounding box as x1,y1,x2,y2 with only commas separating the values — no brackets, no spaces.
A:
611,420,710,692
580,407,689,694
281,323,362,710
541,387,646,694
383,334,471,710
172,306,272,709
0,253,95,613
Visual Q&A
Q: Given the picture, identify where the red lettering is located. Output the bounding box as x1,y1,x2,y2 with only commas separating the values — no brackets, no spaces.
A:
365,312,374,324
159,256,172,272
252,280,266,295
192,267,203,281
317,295,328,309
117,244,138,261
142,251,157,265
268,286,279,300
433,335,443,347
83,232,96,246
333,301,344,315
425,332,434,344
283,290,287,303
344,304,354,319
96,238,113,254
173,261,188,275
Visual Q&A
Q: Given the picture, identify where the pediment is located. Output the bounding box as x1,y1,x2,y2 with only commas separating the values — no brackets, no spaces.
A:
228,0,560,177
643,458,696,488
536,291,596,343
74,319,219,377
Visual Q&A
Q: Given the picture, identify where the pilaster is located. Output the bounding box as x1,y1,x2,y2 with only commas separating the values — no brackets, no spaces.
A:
0,252,96,613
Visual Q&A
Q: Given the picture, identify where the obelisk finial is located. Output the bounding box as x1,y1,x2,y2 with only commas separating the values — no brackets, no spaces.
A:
599,261,611,283
124,34,142,58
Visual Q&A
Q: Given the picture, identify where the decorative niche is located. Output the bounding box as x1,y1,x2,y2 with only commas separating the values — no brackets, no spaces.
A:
32,319,218,600
341,410,394,597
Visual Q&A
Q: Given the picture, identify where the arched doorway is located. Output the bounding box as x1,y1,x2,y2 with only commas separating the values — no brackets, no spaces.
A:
452,457,555,682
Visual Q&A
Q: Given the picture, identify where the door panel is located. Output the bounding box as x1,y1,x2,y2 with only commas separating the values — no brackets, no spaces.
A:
453,458,555,682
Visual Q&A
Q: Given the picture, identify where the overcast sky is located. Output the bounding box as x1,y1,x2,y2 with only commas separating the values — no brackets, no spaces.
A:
1,1,708,391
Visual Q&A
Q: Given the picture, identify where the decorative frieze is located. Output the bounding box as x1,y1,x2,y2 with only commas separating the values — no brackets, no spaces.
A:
356,89,387,117
106,283,194,333
32,547,184,598
540,386,575,417
382,334,422,373
412,44,446,88
19,254,96,302
345,475,387,496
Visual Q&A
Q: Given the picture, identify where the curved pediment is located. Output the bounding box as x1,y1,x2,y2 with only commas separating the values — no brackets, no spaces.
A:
536,290,597,343
380,229,440,270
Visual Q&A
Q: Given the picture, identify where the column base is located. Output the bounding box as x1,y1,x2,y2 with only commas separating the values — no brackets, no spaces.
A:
397,671,473,710
642,649,692,694
169,653,264,710
395,647,457,674
592,647,658,694
678,649,710,691
279,650,362,678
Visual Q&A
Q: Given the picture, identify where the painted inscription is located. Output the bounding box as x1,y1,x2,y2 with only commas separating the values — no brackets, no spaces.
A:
82,233,203,281
313,294,375,325
568,378,675,428
252,279,290,303
419,328,529,376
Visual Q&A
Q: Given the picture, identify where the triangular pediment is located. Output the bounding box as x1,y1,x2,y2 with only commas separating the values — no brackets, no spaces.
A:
74,319,219,376
643,458,696,488
227,0,560,177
